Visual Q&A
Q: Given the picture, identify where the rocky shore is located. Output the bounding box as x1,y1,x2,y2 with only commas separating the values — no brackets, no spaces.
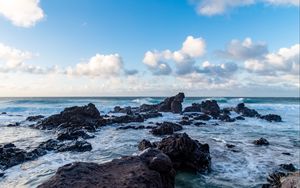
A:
0,93,298,188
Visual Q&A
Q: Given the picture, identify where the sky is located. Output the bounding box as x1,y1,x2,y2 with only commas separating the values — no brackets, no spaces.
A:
0,0,299,97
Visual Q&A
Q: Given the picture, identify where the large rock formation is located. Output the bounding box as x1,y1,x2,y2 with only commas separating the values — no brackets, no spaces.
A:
38,149,175,188
235,103,260,118
139,93,185,114
35,103,102,132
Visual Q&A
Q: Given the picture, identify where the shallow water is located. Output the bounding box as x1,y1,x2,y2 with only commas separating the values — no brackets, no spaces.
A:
0,97,299,188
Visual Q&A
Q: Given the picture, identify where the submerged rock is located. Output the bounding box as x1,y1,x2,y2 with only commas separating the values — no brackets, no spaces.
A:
38,150,175,188
261,114,282,122
193,114,211,121
157,133,211,172
253,138,269,146
26,115,45,121
150,122,183,136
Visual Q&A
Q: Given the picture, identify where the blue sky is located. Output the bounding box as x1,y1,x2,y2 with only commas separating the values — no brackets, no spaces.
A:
0,0,299,97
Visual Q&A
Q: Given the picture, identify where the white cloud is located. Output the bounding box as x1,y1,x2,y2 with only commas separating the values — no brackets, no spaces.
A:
219,38,268,60
0,0,44,27
0,43,61,74
143,36,206,75
198,61,238,77
66,53,138,77
191,0,299,16
245,44,299,75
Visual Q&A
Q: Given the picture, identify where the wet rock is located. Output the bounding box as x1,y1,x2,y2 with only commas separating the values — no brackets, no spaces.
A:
226,144,236,148
157,133,211,172
1,112,6,115
261,114,282,122
280,172,300,188
182,116,189,121
150,122,183,136
279,164,296,172
37,139,60,151
116,125,156,130
218,114,235,122
36,103,102,131
141,111,163,119
200,100,221,117
57,129,94,141
7,122,20,127
178,120,192,125
111,114,144,124
0,170,4,177
139,93,185,114
235,103,260,117
26,115,45,121
183,103,201,113
235,116,245,120
57,140,92,152
112,106,133,115
193,114,211,121
253,138,269,146
194,122,206,126
138,139,154,151
0,143,39,170
38,152,175,188
282,152,291,156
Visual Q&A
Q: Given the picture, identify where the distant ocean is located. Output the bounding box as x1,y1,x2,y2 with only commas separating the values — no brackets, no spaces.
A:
0,97,299,188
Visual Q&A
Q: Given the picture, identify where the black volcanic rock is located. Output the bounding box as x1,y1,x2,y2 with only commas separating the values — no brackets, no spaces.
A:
235,103,260,117
38,150,175,188
200,100,221,117
139,93,185,114
183,103,201,112
157,133,211,172
138,139,154,151
253,138,269,146
26,115,45,121
260,114,282,122
150,122,183,136
193,114,211,121
35,103,102,131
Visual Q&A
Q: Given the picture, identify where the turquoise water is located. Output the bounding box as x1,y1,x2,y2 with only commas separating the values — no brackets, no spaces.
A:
0,97,299,188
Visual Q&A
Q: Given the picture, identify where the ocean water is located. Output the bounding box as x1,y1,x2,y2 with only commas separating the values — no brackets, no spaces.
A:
0,97,299,188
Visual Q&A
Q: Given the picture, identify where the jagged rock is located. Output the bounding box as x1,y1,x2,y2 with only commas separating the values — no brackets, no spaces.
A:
26,115,45,121
264,171,300,188
183,103,201,112
139,93,185,114
150,122,183,136
157,133,211,172
138,139,154,151
279,164,296,172
7,122,20,127
253,138,269,146
38,150,175,188
235,116,245,120
200,100,221,117
261,114,282,122
35,103,102,131
111,114,144,124
57,140,92,152
218,114,235,122
117,125,156,130
178,120,192,125
57,129,94,141
235,103,260,117
112,106,133,115
193,114,211,121
141,111,163,119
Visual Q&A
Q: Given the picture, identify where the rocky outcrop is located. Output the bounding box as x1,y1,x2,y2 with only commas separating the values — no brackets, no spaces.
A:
139,93,185,114
57,129,94,141
260,114,282,122
183,100,220,117
38,149,175,188
150,122,183,136
253,138,269,146
157,133,211,172
116,125,156,130
183,103,201,113
37,139,92,153
35,103,102,132
112,106,134,115
193,114,211,121
138,139,154,151
26,115,45,121
235,103,260,117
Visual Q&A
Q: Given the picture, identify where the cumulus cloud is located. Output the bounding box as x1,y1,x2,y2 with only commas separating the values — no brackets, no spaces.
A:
245,44,299,75
66,53,138,77
0,43,61,74
198,61,238,77
191,0,299,16
0,0,44,27
219,38,268,60
143,36,206,75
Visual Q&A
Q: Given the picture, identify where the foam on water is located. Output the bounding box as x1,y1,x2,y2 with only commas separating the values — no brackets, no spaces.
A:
0,97,299,188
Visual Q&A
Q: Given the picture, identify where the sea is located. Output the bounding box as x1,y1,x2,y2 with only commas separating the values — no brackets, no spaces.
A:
0,97,299,188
